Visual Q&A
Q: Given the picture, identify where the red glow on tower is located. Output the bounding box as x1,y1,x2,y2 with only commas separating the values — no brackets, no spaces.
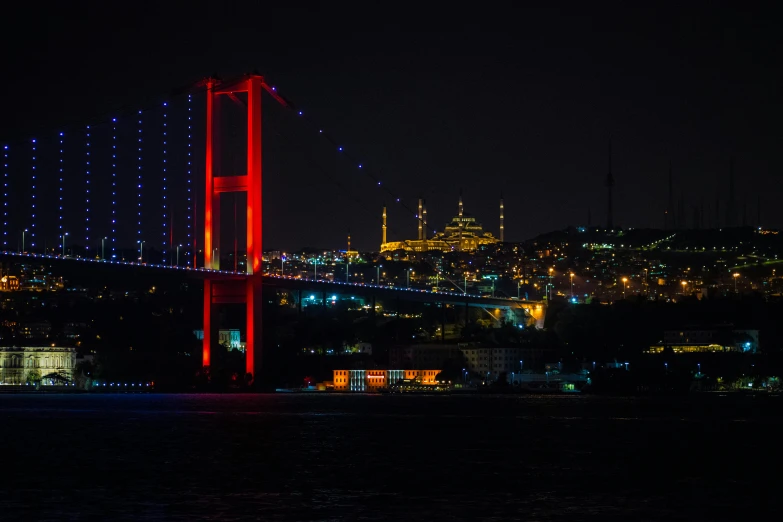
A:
202,74,272,380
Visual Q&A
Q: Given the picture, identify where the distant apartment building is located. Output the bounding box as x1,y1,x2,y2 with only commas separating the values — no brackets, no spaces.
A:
20,321,52,339
461,346,522,378
461,346,555,378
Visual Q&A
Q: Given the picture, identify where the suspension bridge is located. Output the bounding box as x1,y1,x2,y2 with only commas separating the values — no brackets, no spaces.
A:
1,73,543,382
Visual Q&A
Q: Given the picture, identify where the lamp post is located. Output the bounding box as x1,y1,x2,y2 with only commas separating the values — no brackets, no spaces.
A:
570,273,575,297
622,277,628,299
176,244,182,267
548,267,554,300
377,264,382,285
733,272,740,293
643,268,648,295
137,240,145,263
681,280,688,295
517,280,521,299
313,257,318,280
406,268,411,288
491,278,495,298
281,254,285,276
346,257,350,283
464,274,468,295
101,237,107,260
21,229,28,253
61,232,68,257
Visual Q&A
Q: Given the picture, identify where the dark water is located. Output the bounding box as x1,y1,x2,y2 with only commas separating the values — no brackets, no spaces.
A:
0,393,780,521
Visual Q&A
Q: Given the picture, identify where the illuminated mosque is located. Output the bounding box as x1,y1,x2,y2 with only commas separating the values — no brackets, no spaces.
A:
381,191,504,253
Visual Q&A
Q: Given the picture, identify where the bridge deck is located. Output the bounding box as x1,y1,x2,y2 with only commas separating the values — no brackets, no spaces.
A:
0,251,540,309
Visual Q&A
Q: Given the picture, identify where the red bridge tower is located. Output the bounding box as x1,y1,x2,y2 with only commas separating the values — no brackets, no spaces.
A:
202,74,286,381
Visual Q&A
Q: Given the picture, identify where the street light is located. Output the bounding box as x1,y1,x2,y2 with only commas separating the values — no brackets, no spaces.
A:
548,267,554,300
281,254,285,276
622,277,628,299
570,273,575,297
313,257,318,280
137,240,145,263
377,264,382,285
733,272,740,293
20,229,28,253
517,280,521,299
407,268,412,288
101,237,107,260
681,280,688,294
176,244,182,267
464,274,468,295
61,232,69,257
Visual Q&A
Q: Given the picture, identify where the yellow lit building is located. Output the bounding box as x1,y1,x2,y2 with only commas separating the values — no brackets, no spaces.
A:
381,193,501,253
645,344,739,354
0,347,76,384
0,275,19,291
333,369,440,392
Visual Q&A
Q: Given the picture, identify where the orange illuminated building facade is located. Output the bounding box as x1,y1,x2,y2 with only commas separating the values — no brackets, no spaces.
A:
0,276,19,291
333,369,440,392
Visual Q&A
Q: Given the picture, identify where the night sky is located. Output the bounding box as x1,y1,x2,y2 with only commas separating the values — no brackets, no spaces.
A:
2,5,781,251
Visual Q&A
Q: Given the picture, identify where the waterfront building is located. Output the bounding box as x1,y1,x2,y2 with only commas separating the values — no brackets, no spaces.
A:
332,369,440,392
381,193,501,253
645,344,740,354
0,346,76,384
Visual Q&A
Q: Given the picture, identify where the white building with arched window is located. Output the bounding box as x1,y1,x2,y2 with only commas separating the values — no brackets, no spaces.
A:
0,347,76,384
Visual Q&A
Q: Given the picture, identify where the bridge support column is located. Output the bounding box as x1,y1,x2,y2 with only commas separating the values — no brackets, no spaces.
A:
203,280,213,367
245,275,262,379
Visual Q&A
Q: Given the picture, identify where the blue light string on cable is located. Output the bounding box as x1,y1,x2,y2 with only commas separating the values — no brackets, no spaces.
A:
85,126,91,252
2,145,7,249
111,118,117,258
58,132,64,240
186,94,192,266
275,87,426,232
162,102,168,264
30,139,37,249
271,84,457,284
137,110,142,248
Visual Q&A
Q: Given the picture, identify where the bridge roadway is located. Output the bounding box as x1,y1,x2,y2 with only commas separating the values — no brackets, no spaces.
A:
1,251,543,312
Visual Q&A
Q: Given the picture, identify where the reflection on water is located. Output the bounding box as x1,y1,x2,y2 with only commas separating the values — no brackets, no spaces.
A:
1,393,780,521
